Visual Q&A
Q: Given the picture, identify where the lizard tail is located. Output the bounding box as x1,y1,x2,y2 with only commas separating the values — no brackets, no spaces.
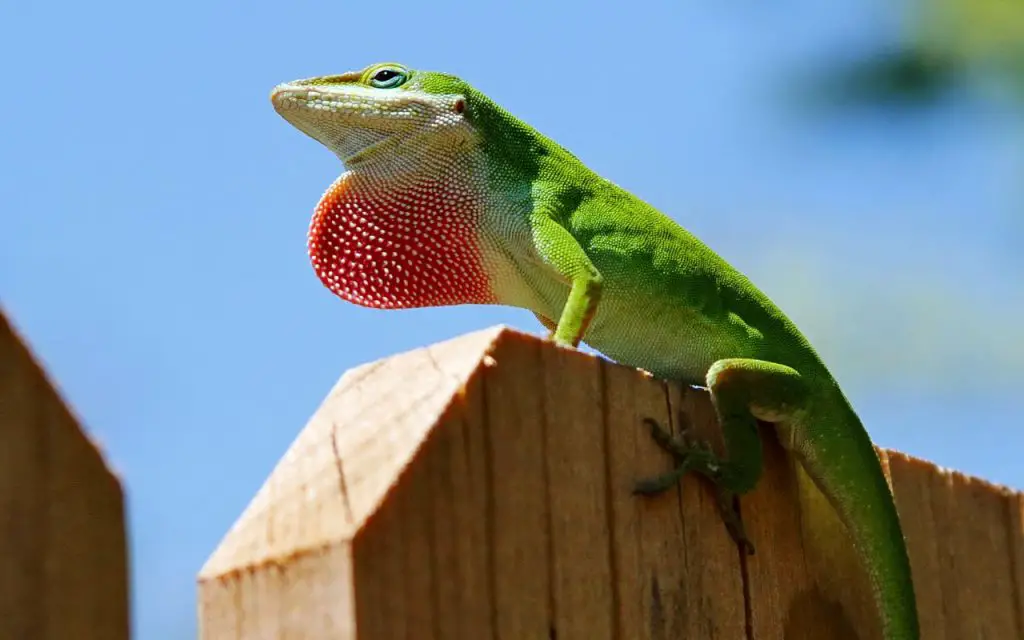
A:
792,402,920,640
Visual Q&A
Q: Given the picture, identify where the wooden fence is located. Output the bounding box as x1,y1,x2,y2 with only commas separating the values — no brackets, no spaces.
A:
199,326,1024,639
0,309,129,639
2,313,1021,638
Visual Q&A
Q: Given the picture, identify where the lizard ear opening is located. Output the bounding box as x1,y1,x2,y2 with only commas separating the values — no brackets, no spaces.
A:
454,98,465,114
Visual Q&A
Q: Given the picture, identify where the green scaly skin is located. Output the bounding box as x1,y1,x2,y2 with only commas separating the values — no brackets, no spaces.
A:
271,62,920,639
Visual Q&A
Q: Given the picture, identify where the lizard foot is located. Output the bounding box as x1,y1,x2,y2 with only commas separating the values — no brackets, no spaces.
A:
633,414,755,555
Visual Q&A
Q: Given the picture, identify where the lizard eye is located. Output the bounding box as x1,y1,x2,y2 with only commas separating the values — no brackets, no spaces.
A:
369,67,407,89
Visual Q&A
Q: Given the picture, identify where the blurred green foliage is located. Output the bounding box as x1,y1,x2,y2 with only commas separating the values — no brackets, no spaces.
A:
810,0,1024,105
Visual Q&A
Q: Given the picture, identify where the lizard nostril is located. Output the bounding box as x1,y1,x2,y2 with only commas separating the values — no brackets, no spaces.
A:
454,98,465,114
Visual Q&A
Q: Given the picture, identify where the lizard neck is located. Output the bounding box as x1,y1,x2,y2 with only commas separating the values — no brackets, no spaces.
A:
307,164,498,309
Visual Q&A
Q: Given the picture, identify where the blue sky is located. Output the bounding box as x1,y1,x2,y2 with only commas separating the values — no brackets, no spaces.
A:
2,0,1022,638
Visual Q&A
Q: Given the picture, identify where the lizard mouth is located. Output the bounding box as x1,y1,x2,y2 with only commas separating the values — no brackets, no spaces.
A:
271,84,402,163
271,85,384,117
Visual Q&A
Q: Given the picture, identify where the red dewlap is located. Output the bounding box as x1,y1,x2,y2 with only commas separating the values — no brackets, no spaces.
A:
308,173,496,309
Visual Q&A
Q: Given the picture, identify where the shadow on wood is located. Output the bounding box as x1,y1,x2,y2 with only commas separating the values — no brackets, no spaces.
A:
0,309,130,640
199,326,1024,639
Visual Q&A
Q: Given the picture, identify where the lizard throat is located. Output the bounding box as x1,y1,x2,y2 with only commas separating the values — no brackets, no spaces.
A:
308,173,497,309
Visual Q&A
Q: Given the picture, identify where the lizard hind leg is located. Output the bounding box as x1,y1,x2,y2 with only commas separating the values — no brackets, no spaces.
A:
634,358,810,554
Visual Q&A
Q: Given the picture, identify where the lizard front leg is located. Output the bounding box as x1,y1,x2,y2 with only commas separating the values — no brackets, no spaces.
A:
529,214,603,348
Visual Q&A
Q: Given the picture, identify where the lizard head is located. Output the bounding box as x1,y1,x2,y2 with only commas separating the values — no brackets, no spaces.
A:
271,64,559,311
271,63,507,310
270,62,474,168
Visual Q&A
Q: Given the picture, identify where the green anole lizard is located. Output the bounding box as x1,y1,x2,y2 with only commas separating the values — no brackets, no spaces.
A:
271,62,919,639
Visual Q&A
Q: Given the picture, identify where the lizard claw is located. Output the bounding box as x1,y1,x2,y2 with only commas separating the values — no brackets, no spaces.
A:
716,488,756,555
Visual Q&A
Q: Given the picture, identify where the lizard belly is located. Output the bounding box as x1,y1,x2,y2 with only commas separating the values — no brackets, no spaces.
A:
582,293,756,384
